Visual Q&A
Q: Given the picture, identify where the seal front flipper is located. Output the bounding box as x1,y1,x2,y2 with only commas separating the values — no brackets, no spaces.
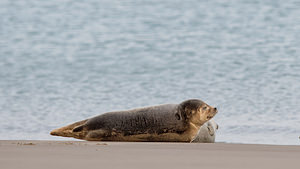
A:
50,119,89,140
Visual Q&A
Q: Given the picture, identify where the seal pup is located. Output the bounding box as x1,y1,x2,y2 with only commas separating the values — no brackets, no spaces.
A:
50,99,218,142
192,120,218,143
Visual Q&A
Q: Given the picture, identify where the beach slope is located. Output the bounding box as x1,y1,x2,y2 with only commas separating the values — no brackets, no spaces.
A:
0,140,299,169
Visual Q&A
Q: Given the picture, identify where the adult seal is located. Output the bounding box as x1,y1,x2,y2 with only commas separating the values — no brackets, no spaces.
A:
192,120,219,143
50,99,218,142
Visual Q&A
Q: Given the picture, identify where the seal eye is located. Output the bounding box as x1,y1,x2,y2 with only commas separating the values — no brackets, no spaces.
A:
207,126,214,136
202,106,207,110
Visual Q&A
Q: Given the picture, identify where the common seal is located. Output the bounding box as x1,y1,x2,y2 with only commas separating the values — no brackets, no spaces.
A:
50,99,218,142
192,120,218,143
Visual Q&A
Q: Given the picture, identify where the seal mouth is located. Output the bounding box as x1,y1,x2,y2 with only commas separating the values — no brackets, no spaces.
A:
206,115,214,120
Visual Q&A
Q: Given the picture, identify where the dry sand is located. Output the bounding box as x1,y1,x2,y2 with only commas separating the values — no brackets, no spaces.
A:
0,140,299,169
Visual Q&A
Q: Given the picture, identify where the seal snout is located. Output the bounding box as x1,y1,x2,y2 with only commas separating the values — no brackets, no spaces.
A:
206,107,218,120
206,115,214,119
212,107,218,115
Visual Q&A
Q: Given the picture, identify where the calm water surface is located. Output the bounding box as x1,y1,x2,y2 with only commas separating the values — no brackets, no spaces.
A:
0,0,299,145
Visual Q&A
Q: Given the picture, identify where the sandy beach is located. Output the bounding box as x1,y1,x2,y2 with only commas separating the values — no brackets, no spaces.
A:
0,140,299,169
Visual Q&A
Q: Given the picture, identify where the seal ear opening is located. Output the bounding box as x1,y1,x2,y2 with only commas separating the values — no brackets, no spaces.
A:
178,106,192,120
188,111,194,117
185,110,193,119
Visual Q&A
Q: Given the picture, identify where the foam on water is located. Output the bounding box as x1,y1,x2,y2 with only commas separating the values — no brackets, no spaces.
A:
0,0,299,145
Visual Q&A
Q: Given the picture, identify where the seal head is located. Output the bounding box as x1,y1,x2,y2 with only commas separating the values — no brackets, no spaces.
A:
176,99,218,141
178,99,218,126
192,120,219,143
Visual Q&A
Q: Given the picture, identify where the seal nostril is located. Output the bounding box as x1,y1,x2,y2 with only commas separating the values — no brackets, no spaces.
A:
214,107,217,111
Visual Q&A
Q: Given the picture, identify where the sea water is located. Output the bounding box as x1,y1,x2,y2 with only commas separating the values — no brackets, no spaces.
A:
0,0,299,145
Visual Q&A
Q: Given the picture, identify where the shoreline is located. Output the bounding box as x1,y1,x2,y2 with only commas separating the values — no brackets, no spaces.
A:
1,140,300,169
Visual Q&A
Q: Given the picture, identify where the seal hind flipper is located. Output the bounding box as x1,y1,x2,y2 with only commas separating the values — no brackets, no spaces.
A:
73,125,84,132
50,119,88,139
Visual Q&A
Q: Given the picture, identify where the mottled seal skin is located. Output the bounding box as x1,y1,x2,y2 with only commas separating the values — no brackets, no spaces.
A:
50,99,218,142
192,120,218,143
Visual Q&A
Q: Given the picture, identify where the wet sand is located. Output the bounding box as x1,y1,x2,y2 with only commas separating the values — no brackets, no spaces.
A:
0,140,299,169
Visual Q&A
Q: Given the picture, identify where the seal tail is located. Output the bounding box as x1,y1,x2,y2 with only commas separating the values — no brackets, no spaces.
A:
50,119,88,140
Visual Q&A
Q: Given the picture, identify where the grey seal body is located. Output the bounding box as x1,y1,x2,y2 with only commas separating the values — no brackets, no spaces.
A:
50,99,218,142
192,120,218,143
83,104,185,135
